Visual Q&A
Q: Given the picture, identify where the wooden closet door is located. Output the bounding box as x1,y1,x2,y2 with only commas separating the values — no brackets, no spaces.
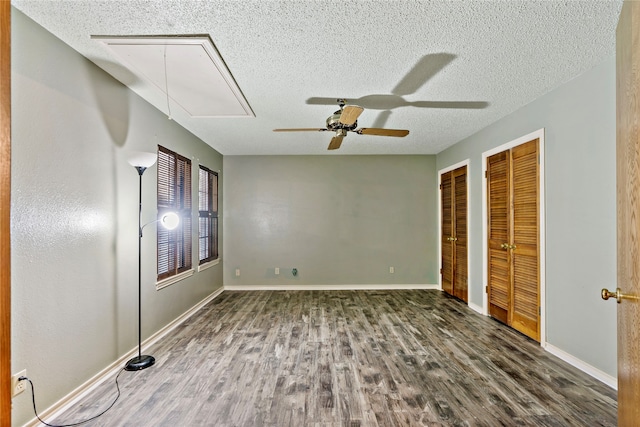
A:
616,2,640,419
0,1,9,422
510,139,540,340
441,171,454,296
440,166,468,302
453,167,468,302
487,151,511,324
486,140,540,341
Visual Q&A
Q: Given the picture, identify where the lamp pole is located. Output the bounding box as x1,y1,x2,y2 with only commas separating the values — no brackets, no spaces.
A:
125,165,155,371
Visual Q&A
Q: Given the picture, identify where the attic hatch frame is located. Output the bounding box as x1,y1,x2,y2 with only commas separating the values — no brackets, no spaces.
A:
92,34,254,119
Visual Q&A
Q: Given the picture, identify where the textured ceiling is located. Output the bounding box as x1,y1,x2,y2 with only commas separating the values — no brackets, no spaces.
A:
12,0,623,155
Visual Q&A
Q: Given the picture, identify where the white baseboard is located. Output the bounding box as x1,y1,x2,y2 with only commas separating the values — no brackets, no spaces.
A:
545,343,617,390
26,287,225,427
224,283,439,291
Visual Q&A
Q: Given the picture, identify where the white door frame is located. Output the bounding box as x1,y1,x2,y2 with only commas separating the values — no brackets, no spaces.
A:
481,128,547,347
437,159,471,305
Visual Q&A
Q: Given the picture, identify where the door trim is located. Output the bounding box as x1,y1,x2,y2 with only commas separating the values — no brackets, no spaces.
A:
481,128,546,346
438,159,471,305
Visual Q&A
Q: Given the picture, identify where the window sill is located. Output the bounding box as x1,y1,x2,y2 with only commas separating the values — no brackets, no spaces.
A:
156,269,194,290
198,258,220,272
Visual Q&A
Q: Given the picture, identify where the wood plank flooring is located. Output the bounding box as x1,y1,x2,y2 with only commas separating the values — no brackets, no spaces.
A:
49,290,617,426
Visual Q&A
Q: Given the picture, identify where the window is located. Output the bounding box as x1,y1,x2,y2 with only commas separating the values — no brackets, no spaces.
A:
199,166,218,264
157,145,192,281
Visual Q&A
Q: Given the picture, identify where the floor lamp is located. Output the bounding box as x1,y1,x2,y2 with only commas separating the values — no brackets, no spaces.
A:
125,152,179,371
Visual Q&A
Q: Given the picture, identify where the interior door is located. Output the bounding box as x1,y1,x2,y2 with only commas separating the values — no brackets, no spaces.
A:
441,171,454,296
613,1,640,422
0,1,11,424
440,166,468,302
487,151,510,324
510,140,540,341
487,140,540,341
453,167,468,302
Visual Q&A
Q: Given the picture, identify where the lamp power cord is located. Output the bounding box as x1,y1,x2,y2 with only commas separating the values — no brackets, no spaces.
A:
20,368,125,427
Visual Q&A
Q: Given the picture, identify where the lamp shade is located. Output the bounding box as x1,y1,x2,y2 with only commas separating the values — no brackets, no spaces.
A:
160,212,180,230
127,151,158,168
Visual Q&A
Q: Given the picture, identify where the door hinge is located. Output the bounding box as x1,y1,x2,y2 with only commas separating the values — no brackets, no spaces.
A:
440,268,442,274
485,170,488,178
485,285,489,293
439,183,442,190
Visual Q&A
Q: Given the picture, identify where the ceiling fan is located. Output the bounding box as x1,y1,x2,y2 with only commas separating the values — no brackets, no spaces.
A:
273,99,409,150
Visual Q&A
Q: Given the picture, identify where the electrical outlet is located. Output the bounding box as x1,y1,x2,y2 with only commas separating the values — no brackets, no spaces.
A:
11,370,27,397
389,266,395,274
235,268,240,277
275,267,279,275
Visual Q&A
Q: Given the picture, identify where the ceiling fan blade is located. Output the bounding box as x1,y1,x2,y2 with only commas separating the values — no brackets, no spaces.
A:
273,128,328,132
339,105,364,126
357,128,409,137
328,135,344,150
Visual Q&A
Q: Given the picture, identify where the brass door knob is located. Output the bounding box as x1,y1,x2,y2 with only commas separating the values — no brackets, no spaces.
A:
601,287,639,303
501,243,509,249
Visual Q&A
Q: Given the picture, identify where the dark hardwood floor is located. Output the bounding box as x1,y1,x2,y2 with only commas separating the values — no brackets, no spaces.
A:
50,290,616,426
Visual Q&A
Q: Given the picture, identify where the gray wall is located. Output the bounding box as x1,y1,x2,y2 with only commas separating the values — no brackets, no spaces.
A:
223,155,438,287
436,57,617,377
11,10,223,426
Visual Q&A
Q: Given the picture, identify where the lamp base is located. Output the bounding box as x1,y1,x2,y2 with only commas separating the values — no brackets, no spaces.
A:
124,354,155,371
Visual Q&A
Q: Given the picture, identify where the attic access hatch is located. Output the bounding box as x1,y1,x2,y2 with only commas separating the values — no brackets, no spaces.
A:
92,35,254,118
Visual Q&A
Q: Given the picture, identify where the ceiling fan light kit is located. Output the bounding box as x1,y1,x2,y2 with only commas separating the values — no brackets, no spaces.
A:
273,99,410,150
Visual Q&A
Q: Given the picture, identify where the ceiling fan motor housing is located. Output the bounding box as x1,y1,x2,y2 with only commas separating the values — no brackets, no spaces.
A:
326,111,357,131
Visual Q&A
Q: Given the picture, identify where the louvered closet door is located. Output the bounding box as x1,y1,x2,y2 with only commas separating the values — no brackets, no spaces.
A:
453,167,468,301
440,165,468,302
486,139,540,341
510,140,540,340
487,151,511,324
441,171,454,296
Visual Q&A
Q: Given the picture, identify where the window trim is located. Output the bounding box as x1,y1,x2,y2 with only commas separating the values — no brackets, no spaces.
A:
197,257,220,272
156,268,194,290
198,165,219,265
